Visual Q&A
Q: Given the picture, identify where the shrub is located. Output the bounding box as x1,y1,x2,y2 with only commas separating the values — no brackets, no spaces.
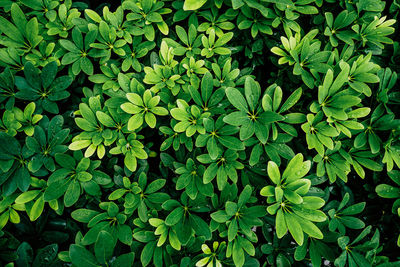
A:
0,0,399,266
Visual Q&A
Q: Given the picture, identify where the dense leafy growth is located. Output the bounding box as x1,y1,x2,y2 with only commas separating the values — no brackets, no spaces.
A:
0,0,399,266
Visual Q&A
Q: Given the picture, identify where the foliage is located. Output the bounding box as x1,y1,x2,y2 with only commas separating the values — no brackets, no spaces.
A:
0,0,399,266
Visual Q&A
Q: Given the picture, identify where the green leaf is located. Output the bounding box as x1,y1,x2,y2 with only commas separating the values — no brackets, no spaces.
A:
96,111,115,127
41,61,57,89
128,113,144,131
280,88,302,113
219,136,244,150
95,231,115,264
211,210,231,223
69,245,99,267
225,87,248,112
341,216,365,229
117,224,133,246
238,185,252,207
376,184,400,198
330,62,350,95
169,230,181,250
125,152,137,172
183,0,208,10
69,140,91,151
111,253,135,267
81,57,94,75
300,218,323,239
145,112,156,128
64,180,81,207
267,161,281,185
190,214,211,240
225,201,238,217
341,202,366,215
29,195,44,221
244,77,260,112
85,9,102,23
259,111,285,124
205,137,217,160
140,242,154,266
223,111,248,126
71,209,99,223
261,0,291,4
60,39,79,52
15,190,41,204
239,120,255,140
201,71,213,103
285,213,303,245
228,218,238,241
165,207,184,226
15,166,31,192
282,152,300,176
292,206,326,222
330,95,361,109
11,3,27,33
0,14,24,43
284,190,303,204
145,179,166,194
232,240,245,267
276,209,287,238
203,163,218,183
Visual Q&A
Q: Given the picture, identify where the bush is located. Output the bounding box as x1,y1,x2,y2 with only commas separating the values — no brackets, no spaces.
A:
0,0,399,266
